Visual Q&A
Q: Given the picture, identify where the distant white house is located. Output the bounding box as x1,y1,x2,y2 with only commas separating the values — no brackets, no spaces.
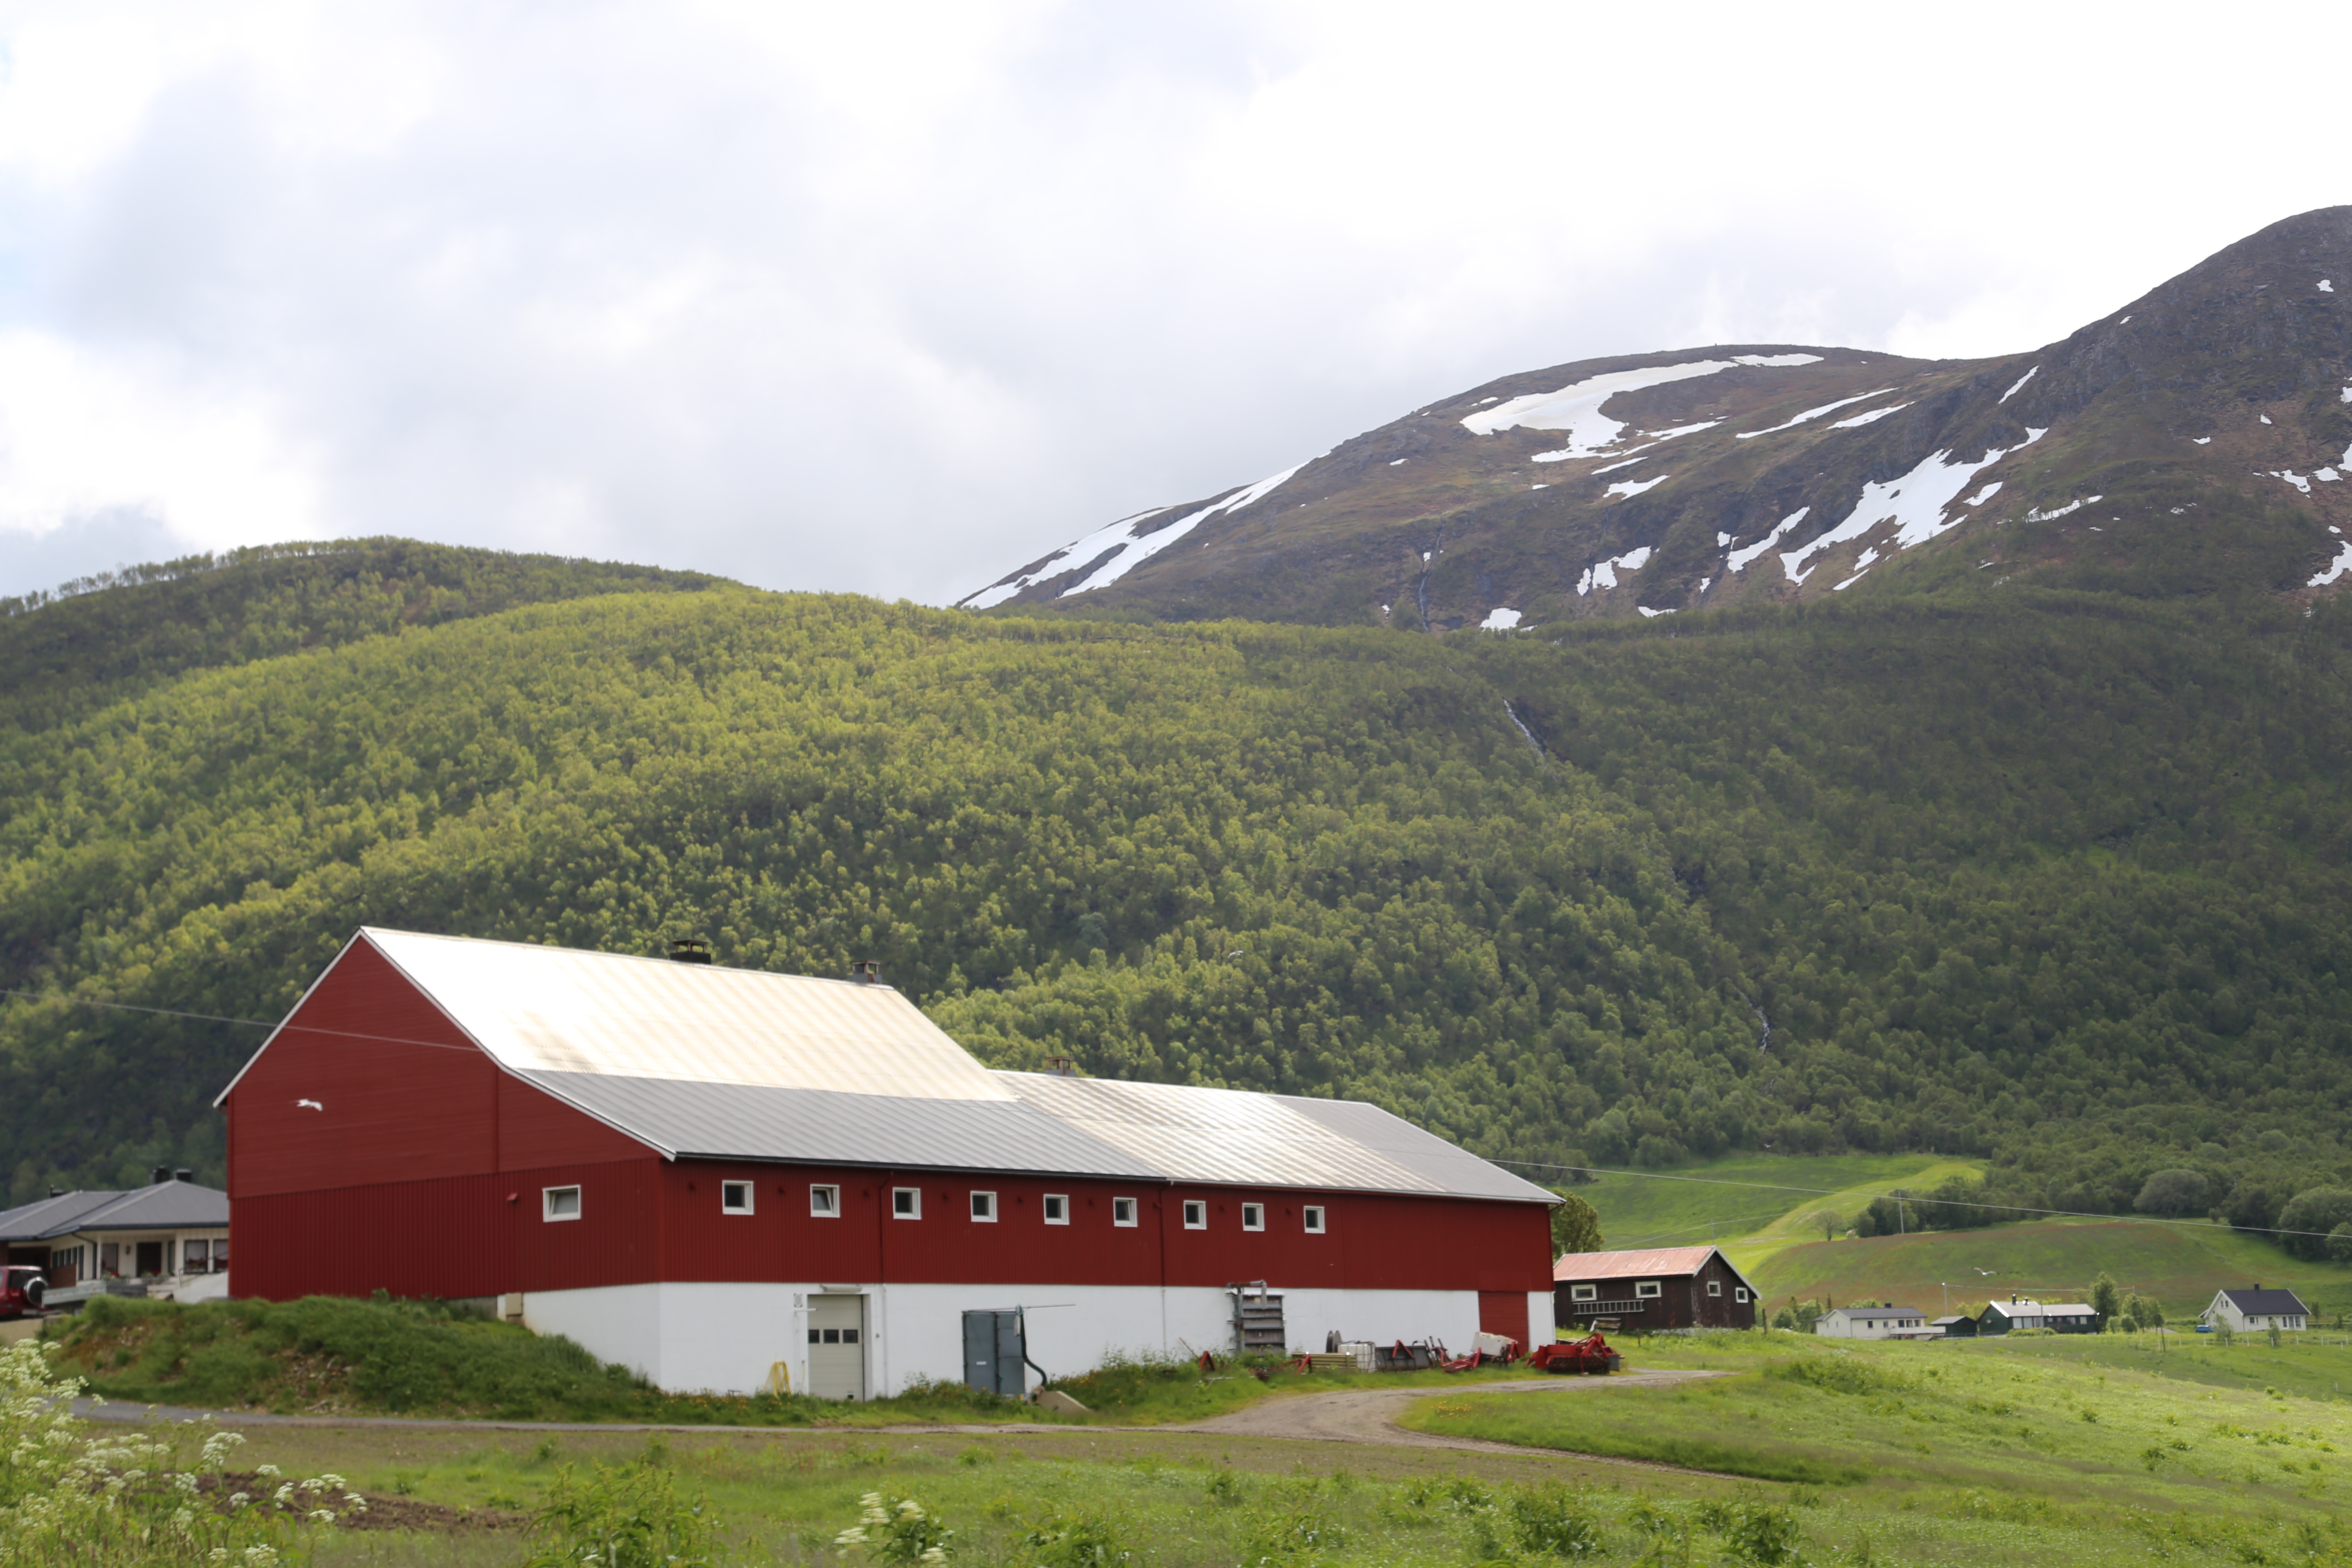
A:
2203,1286,2310,1332
1815,1304,1929,1339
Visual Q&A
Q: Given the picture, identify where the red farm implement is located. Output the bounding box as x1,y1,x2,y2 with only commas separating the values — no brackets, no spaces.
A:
1528,1332,1623,1375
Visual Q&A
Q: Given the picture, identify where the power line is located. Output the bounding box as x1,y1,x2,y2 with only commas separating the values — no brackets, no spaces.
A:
0,987,484,1056
1499,1157,2350,1245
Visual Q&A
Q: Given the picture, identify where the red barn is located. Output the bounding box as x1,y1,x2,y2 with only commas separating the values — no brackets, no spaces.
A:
218,929,1558,1396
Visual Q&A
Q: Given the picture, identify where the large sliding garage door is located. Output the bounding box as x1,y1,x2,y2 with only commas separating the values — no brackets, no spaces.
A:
808,1295,867,1400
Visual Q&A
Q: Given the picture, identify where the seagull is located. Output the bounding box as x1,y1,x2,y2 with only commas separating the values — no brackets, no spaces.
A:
1972,1267,1995,1276
296,1099,324,1111
1226,950,1246,959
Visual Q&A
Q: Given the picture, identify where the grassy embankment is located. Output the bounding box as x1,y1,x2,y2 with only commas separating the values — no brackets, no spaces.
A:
46,1295,1528,1427
1403,1330,2352,1563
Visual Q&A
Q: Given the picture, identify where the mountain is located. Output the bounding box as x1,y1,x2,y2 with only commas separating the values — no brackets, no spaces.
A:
6,545,2352,1256
960,208,2352,629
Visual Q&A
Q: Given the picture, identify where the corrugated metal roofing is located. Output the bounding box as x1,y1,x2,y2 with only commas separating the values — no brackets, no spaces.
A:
364,928,1013,1099
231,928,1555,1204
1552,1246,1720,1280
0,1182,229,1240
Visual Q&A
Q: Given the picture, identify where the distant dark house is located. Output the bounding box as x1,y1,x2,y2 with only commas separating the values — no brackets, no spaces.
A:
2204,1287,2309,1332
1553,1245,1758,1330
1976,1296,2102,1335
1931,1314,1975,1338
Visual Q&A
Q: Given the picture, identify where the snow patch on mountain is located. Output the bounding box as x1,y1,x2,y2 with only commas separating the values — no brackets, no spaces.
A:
1605,474,1670,499
1829,401,1911,429
1578,546,1654,595
2312,542,2352,588
1480,607,1523,630
1737,391,1890,439
1727,508,1809,573
1782,430,2047,585
1460,353,1821,458
2022,493,2101,524
2000,367,2038,403
1636,606,1675,618
2271,470,2314,494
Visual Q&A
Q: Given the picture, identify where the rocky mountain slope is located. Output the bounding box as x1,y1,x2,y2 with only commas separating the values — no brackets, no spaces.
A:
962,208,2352,630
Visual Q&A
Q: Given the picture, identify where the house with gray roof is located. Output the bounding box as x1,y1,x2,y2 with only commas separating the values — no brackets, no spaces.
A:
2203,1286,2310,1332
0,1171,230,1302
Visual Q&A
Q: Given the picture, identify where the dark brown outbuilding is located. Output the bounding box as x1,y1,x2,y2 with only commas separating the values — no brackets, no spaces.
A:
1553,1244,1759,1330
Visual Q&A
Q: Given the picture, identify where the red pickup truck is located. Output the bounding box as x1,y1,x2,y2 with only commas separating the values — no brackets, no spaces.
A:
0,1266,45,1318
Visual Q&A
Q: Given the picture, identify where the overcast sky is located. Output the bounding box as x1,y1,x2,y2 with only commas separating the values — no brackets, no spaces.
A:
1,0,2346,606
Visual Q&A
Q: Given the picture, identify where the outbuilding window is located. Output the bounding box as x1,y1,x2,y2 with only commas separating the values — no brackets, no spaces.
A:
1182,1200,1207,1230
1708,1280,1722,1297
1634,1281,1661,1299
543,1185,582,1222
1241,1203,1265,1231
721,1181,754,1215
970,1191,997,1222
892,1188,921,1219
1570,1285,1597,1302
1043,1194,1069,1224
1303,1205,1326,1234
1734,1287,1750,1304
1112,1197,1138,1227
810,1185,840,1217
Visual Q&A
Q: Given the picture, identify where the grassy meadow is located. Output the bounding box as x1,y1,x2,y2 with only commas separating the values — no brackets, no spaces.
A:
1576,1154,1975,1253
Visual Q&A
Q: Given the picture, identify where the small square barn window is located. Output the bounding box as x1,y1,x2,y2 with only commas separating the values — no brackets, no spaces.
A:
1571,1284,1597,1302
1043,1194,1069,1224
543,1185,582,1222
892,1188,921,1219
970,1191,997,1222
1241,1203,1265,1231
1112,1197,1138,1227
1182,1200,1207,1230
722,1181,754,1215
1634,1280,1662,1299
1708,1279,1722,1296
1735,1287,1750,1304
810,1184,840,1217
1303,1205,1326,1234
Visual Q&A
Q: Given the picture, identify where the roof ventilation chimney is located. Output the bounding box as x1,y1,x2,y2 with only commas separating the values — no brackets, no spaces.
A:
48,1188,63,1198
174,1169,193,1183
151,1166,170,1186
666,938,713,965
1046,1054,1078,1078
848,960,881,985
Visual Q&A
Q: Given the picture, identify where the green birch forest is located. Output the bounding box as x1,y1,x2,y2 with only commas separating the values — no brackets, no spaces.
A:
4,540,2350,1246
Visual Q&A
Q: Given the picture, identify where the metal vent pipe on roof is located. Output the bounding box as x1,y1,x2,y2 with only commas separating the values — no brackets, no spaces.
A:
175,1169,193,1182
849,960,881,985
151,1166,170,1186
666,938,713,965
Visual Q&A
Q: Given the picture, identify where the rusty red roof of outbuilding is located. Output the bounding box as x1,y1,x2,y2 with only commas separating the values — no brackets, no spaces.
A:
1552,1244,1760,1296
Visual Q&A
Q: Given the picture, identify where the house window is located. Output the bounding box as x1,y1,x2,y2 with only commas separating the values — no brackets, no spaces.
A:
721,1181,754,1215
892,1188,921,1219
1182,1200,1207,1230
1734,1287,1749,1304
543,1185,582,1222
1708,1280,1722,1296
1241,1203,1265,1231
1571,1285,1597,1302
970,1191,997,1222
184,1238,210,1273
810,1184,840,1217
1112,1197,1138,1227
1044,1194,1069,1224
1634,1281,1661,1299
1303,1205,1326,1234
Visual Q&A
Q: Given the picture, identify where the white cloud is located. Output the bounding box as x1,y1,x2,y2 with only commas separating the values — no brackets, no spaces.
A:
1,0,2347,600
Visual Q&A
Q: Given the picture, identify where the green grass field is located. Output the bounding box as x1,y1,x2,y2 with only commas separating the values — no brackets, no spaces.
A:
1577,1154,1974,1253
1746,1216,2352,1323
1404,1331,2352,1563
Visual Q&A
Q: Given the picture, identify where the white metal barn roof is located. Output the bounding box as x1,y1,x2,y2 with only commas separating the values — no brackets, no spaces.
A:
229,929,1555,1204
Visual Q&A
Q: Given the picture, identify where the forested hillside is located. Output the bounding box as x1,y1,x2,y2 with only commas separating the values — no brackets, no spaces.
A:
4,543,2349,1238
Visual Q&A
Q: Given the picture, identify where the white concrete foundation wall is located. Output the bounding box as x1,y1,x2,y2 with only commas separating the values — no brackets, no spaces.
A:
517,1281,1494,1396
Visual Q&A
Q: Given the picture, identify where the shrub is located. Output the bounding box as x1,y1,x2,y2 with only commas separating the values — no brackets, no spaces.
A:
527,1444,721,1568
2134,1168,2210,1218
1023,1511,1130,1566
2328,1224,2352,1264
2277,1188,2352,1260
830,1490,949,1565
1509,1485,1605,1556
1699,1496,1804,1565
